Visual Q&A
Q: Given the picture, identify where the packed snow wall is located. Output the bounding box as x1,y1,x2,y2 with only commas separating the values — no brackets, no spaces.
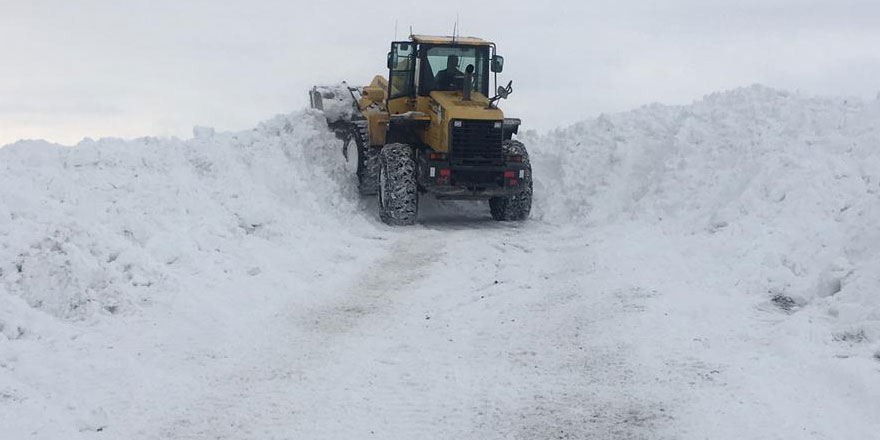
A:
528,84,880,341
0,111,363,330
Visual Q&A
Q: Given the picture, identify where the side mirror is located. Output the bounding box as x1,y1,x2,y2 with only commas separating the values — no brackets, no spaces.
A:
497,81,513,99
491,55,504,73
387,51,393,69
486,81,513,108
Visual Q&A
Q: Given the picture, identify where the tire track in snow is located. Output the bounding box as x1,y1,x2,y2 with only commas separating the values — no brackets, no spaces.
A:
304,232,443,334
151,220,676,440
151,229,448,439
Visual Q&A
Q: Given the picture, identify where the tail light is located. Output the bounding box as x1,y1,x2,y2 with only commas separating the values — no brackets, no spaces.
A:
429,152,447,160
436,168,451,185
504,170,518,186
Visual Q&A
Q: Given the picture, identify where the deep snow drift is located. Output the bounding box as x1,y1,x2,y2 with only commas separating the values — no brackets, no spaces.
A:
530,85,880,347
0,112,374,435
1,112,360,321
1,85,879,438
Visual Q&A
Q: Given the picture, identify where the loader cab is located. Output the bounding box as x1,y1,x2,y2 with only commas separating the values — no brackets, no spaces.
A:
386,35,503,110
418,45,490,96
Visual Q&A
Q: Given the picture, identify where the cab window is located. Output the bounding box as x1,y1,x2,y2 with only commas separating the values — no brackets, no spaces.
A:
419,45,489,96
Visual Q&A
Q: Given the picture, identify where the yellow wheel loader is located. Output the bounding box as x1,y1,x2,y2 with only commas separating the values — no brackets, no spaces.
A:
310,34,531,225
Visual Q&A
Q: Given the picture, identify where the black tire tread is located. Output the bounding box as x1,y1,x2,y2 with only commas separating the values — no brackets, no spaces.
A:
378,143,418,225
489,140,533,221
357,145,381,195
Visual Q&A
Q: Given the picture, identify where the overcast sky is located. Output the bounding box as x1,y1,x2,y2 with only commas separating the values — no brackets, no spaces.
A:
2,0,880,146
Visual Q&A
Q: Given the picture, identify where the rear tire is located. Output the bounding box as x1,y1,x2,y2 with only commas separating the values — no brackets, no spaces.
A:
357,145,381,195
489,140,532,221
378,143,418,225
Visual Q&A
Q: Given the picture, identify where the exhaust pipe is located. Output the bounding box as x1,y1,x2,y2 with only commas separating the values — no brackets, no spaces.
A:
462,65,474,101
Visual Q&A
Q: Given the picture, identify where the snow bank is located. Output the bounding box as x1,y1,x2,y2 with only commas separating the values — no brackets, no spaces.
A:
2,85,877,345
530,84,880,346
2,85,879,437
0,110,360,327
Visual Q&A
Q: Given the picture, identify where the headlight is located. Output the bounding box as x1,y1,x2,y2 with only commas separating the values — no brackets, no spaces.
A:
453,120,462,127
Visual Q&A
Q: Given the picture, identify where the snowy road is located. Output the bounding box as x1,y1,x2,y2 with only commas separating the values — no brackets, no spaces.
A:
4,206,879,439
140,212,672,439
111,203,876,439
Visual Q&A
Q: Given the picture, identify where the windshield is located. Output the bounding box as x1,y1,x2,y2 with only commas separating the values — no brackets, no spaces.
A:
419,45,490,96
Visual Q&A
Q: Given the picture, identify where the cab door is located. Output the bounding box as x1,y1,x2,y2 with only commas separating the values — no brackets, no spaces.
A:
387,41,416,114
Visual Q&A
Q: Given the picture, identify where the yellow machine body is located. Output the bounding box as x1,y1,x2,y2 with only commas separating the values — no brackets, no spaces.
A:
357,35,506,151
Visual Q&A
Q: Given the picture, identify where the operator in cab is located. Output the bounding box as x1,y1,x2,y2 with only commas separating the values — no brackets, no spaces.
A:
434,55,463,91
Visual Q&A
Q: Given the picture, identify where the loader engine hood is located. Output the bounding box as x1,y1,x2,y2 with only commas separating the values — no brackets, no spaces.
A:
429,91,504,121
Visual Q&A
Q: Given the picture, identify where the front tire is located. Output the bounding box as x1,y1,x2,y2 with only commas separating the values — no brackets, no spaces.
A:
489,140,532,221
378,143,418,225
